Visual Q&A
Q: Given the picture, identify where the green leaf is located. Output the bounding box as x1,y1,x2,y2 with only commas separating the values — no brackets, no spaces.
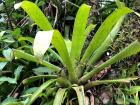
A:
134,92,139,105
22,75,57,85
0,31,6,40
33,67,53,75
64,39,72,55
3,38,15,43
73,86,85,105
85,77,138,90
81,7,132,63
14,1,52,31
79,40,140,84
126,86,140,94
12,28,21,39
43,100,54,105
0,62,7,71
48,48,63,64
4,102,23,105
2,48,13,61
18,37,34,43
115,0,125,8
22,87,38,97
1,97,23,105
0,77,17,84
14,50,61,72
52,30,78,83
87,15,125,67
0,3,4,11
43,87,58,98
70,4,91,63
15,1,77,83
84,24,96,36
25,79,56,105
53,88,66,105
56,77,71,88
14,66,23,81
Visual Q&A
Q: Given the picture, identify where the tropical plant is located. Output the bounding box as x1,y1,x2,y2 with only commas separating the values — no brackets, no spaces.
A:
1,0,140,104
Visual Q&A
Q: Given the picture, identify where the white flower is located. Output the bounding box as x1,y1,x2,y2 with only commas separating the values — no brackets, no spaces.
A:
14,3,22,9
33,30,54,59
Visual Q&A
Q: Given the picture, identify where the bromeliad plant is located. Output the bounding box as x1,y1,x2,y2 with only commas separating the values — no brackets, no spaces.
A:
11,1,140,105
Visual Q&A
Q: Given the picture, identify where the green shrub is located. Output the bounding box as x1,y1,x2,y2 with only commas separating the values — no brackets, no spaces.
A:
2,0,140,104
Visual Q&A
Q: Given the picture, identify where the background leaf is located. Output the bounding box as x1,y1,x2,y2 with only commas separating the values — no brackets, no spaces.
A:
2,48,13,61
0,62,7,71
14,66,23,81
32,67,53,75
0,77,17,84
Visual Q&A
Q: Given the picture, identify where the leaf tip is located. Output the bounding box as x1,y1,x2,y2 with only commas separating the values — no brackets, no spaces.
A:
14,3,22,9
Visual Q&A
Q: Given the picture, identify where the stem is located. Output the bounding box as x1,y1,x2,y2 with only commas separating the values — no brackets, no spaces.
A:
65,0,79,8
8,83,22,97
51,4,58,28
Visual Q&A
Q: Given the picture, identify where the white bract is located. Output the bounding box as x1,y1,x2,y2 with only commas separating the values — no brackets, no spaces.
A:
33,30,54,59
14,3,22,9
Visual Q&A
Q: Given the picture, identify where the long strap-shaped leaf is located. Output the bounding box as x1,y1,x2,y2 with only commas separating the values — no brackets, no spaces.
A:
53,88,66,105
52,30,78,83
16,1,52,31
70,4,91,64
78,17,124,77
79,40,140,84
22,75,57,85
87,16,125,68
76,24,96,77
84,77,138,90
25,79,56,105
81,7,132,63
14,50,61,72
73,86,85,105
15,1,77,83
